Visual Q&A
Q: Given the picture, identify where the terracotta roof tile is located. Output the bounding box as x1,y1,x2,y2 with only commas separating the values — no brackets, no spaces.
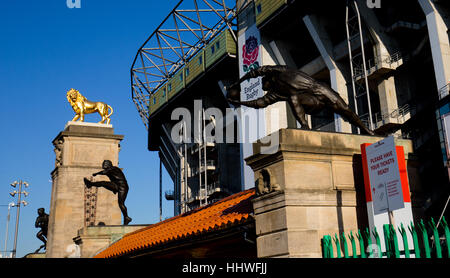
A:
94,188,255,258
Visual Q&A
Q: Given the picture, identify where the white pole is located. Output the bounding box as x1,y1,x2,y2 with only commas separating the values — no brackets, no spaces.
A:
3,203,13,257
12,180,22,258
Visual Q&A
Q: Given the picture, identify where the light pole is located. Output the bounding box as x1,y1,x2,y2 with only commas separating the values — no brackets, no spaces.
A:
9,180,29,258
2,202,14,258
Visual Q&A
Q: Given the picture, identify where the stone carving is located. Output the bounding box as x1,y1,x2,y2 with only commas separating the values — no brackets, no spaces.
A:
53,139,63,167
84,184,98,227
66,88,114,124
255,168,281,196
34,208,49,253
83,160,132,225
226,65,375,135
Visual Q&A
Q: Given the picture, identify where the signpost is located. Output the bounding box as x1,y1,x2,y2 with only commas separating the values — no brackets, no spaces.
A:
438,113,450,227
364,136,404,225
361,136,414,256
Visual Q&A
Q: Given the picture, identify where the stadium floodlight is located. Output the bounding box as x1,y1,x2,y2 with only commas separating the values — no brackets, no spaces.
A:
8,180,30,258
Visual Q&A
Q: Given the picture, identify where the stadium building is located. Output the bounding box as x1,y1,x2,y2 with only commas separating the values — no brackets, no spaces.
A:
131,0,449,218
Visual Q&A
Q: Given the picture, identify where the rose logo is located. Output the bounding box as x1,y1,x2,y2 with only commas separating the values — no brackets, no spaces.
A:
242,36,259,72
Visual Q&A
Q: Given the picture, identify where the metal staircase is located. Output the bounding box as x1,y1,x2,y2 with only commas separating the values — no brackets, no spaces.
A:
345,0,374,131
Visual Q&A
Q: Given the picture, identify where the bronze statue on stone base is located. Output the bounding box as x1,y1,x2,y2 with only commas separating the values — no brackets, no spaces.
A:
226,65,379,135
34,208,49,253
84,160,132,225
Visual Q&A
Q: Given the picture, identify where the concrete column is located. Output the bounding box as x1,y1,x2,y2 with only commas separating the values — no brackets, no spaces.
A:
268,40,309,129
419,0,450,92
357,1,400,123
356,0,399,57
260,39,299,130
377,76,399,124
237,0,258,191
303,15,352,133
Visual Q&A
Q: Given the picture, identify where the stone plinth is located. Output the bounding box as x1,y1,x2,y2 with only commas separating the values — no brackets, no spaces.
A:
74,225,148,258
46,122,124,258
24,253,46,258
245,129,420,258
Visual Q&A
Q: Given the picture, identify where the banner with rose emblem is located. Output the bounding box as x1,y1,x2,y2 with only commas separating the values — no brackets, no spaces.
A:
238,24,264,102
237,24,266,190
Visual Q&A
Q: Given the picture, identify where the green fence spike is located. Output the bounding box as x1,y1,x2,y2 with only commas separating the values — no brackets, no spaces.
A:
322,235,334,258
372,227,382,258
429,218,442,258
322,236,328,258
321,237,327,258
363,228,373,258
442,217,450,258
320,217,450,259
334,233,341,258
399,223,410,258
408,221,421,258
383,224,392,258
390,224,400,258
328,235,334,258
357,229,366,258
419,219,431,258
340,232,349,258
349,231,357,258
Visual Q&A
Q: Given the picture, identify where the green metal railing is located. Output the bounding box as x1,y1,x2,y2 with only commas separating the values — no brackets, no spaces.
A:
321,217,450,258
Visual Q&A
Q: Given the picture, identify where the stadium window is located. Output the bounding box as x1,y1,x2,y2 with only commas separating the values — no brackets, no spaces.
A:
168,83,172,91
216,41,220,50
186,67,190,76
198,56,202,65
179,73,183,81
211,45,215,54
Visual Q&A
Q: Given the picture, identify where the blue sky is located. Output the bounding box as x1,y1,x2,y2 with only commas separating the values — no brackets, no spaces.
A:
0,0,180,257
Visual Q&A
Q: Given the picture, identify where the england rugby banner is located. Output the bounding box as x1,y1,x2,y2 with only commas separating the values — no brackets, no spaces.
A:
238,24,264,102
237,24,266,189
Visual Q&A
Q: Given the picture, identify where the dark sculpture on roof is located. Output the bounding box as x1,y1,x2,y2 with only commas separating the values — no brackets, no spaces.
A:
84,160,132,225
34,208,49,253
226,65,375,135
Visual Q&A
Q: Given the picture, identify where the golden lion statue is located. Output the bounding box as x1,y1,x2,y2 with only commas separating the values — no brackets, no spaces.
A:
66,88,113,124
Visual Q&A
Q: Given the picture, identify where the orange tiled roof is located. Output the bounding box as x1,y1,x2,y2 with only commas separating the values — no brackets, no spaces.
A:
94,188,255,258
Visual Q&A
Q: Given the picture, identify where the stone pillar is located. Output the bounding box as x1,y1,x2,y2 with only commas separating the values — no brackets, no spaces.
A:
377,76,399,124
246,129,418,257
46,122,123,258
419,0,450,93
